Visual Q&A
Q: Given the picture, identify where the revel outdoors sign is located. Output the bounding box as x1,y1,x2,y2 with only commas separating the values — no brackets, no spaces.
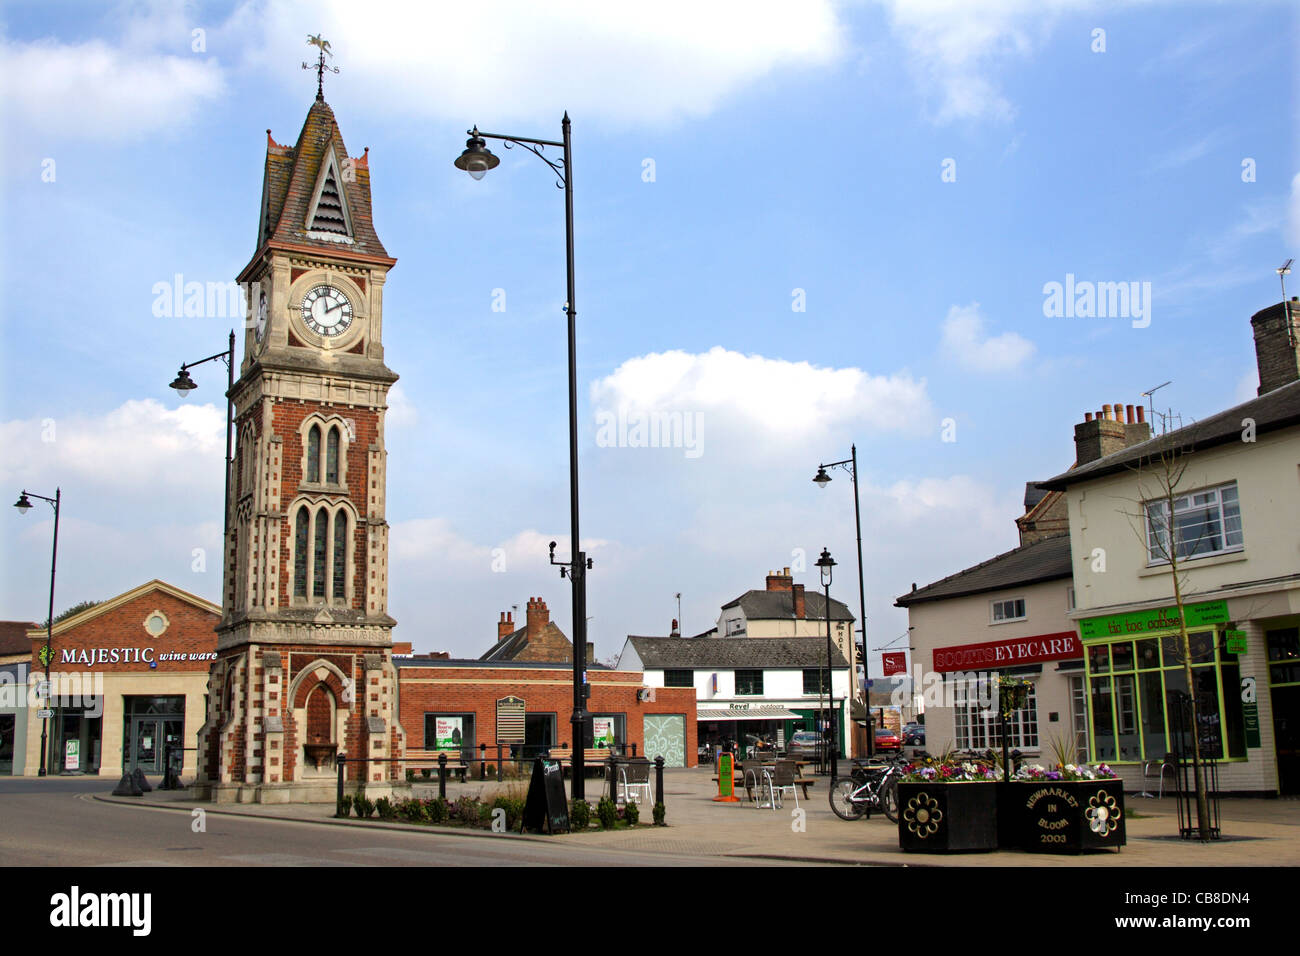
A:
1077,600,1229,642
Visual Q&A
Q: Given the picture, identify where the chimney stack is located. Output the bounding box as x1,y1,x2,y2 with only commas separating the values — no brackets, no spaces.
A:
1074,399,1152,464
792,583,806,619
1251,299,1300,395
525,597,548,641
670,618,680,637
497,610,514,642
766,568,793,591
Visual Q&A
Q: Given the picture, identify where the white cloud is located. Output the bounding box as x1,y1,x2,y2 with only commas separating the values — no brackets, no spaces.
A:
0,36,224,142
590,346,933,439
236,0,847,126
871,0,1096,124
940,303,1035,371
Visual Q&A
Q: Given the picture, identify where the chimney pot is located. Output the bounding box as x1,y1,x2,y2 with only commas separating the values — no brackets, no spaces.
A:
1084,412,1093,422
1126,404,1135,424
1136,405,1145,423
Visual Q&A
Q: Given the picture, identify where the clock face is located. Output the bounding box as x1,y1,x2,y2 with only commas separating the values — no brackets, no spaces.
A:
300,285,353,338
255,292,268,341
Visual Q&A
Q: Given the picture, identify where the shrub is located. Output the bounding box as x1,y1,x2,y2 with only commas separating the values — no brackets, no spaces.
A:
421,768,432,779
337,794,353,818
492,795,525,831
405,769,416,782
624,800,640,826
596,796,618,830
653,802,666,826
570,799,592,830
375,797,396,820
425,796,448,823
354,792,375,819
454,796,481,826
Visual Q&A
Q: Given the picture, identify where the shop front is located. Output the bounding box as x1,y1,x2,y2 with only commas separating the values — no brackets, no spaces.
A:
23,581,219,779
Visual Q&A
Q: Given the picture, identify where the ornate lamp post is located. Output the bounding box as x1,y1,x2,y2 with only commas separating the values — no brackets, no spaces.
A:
815,548,838,780
169,331,236,548
455,116,594,798
813,445,868,755
14,488,60,776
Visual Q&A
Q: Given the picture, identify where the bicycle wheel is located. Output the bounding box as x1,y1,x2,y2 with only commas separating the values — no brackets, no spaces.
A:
880,776,900,823
829,778,867,820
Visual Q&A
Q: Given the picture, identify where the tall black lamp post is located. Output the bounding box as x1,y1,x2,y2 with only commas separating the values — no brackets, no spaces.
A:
170,331,236,548
455,116,593,798
813,445,868,756
815,548,838,780
14,488,60,776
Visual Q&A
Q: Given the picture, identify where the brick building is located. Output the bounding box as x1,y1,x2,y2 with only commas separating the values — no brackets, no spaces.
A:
398,658,697,767
18,580,219,779
481,596,589,664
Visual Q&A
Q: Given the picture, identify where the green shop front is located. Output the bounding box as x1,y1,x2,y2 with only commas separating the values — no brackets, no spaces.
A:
1076,599,1286,793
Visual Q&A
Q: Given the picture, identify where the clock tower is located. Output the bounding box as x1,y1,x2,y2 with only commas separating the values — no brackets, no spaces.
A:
194,91,405,802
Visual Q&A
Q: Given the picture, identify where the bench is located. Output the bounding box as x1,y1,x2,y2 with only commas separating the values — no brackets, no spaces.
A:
550,749,620,777
406,750,470,783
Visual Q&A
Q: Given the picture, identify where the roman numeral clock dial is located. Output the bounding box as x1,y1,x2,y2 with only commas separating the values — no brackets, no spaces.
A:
300,284,353,337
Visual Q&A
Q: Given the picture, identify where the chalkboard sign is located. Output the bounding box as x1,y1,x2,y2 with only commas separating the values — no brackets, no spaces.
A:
522,758,570,834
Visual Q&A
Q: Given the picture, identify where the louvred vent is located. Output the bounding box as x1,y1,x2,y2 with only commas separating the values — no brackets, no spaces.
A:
310,168,349,235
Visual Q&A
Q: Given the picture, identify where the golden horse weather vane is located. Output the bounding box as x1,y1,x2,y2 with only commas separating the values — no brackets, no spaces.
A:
303,34,339,101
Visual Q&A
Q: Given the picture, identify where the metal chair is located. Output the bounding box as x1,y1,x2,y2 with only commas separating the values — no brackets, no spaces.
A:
770,759,799,810
618,759,653,806
1140,754,1176,798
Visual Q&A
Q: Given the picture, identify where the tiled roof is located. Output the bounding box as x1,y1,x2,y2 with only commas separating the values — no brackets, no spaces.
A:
626,636,848,669
258,99,388,258
894,534,1073,607
720,590,854,622
0,620,37,656
1038,379,1300,490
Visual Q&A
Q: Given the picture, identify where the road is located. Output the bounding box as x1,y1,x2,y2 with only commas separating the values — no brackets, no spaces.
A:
0,778,800,867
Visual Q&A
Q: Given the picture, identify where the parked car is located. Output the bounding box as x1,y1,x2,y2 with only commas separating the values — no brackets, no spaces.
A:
874,727,901,751
902,722,925,746
786,731,822,759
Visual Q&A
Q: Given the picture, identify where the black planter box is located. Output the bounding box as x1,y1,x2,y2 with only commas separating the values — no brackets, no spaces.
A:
1001,780,1126,853
897,782,999,853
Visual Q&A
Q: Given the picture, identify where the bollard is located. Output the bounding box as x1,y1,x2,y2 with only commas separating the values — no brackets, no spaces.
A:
113,743,143,797
631,743,638,758
655,756,664,807
132,766,152,793
496,744,503,782
438,752,448,800
607,755,618,804
479,744,486,780
336,754,346,814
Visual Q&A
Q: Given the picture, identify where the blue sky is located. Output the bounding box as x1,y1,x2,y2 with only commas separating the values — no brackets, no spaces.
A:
1,1,1296,671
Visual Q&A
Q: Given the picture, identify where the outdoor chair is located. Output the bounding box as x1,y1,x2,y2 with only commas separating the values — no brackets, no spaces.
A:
618,760,653,807
1140,754,1176,798
770,759,799,810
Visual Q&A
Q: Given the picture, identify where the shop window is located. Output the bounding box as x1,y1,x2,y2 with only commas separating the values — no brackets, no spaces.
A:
954,675,1039,751
591,713,626,750
1145,480,1243,564
664,669,693,688
735,670,764,696
1267,628,1300,686
1091,676,1115,761
1068,675,1089,762
425,713,475,754
802,668,829,695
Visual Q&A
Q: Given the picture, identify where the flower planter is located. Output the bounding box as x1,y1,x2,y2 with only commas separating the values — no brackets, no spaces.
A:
897,782,999,853
1002,780,1125,853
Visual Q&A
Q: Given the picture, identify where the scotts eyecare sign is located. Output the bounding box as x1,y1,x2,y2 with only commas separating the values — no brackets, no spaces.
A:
881,652,908,676
932,632,1082,673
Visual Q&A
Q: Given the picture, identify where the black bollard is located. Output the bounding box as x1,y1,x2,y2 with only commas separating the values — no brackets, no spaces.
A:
479,743,487,780
132,766,152,793
607,755,618,804
655,756,665,807
335,754,346,814
496,744,503,782
438,752,448,800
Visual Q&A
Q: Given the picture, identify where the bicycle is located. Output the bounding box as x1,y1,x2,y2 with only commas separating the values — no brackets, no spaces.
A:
829,753,908,822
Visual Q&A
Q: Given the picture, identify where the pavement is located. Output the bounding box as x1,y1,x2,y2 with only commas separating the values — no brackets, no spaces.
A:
87,766,1300,866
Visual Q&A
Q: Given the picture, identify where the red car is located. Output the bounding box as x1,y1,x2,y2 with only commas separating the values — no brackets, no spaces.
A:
874,728,901,751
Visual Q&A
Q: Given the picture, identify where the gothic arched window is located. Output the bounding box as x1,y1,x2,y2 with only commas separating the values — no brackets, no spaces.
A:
306,425,321,483
333,511,347,599
313,507,328,598
326,426,339,484
294,506,310,598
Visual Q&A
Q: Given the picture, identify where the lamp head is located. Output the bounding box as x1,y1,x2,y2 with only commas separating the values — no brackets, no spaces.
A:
815,547,836,585
169,368,197,397
455,130,499,180
14,493,32,514
813,465,831,489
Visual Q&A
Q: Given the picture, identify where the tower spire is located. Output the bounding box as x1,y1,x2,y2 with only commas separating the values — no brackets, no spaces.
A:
302,34,338,101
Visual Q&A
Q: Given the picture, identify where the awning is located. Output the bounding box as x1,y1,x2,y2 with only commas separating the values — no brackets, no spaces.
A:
697,706,804,721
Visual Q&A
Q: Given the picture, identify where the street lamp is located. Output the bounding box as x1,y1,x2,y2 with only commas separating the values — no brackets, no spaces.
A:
815,547,838,780
169,331,236,551
812,445,868,758
456,115,594,798
14,488,60,776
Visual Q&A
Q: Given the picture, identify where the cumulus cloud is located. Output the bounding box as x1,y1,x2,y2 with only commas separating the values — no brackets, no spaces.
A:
0,36,224,142
871,0,1097,123
940,303,1035,372
590,346,934,440
237,0,847,125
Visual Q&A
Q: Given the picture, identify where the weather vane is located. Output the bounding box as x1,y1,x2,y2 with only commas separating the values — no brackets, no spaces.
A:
303,34,338,101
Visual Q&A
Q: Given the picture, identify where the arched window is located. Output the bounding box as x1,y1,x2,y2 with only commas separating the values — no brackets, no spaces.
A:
333,511,347,599
306,425,321,483
326,427,339,484
313,507,328,598
294,506,310,598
